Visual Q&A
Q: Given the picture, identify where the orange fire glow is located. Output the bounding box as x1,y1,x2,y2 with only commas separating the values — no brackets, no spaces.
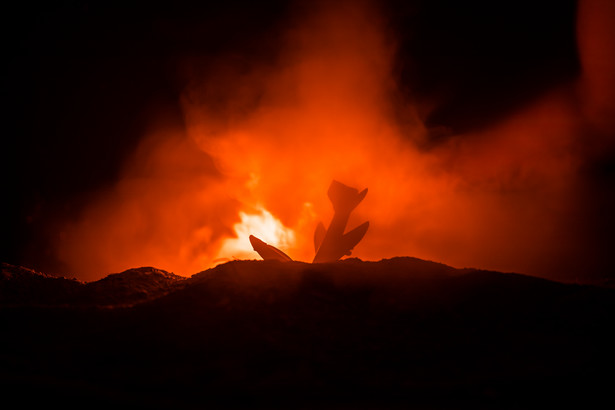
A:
215,207,297,262
55,0,614,281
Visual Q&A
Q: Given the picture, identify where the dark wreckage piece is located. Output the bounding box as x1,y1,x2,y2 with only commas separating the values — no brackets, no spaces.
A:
249,235,293,262
313,180,369,263
249,180,369,263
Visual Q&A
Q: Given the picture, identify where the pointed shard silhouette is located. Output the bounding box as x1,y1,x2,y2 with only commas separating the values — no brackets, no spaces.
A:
249,235,293,262
313,180,369,263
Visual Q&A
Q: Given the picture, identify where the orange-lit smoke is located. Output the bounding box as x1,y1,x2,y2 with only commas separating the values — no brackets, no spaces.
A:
56,0,613,281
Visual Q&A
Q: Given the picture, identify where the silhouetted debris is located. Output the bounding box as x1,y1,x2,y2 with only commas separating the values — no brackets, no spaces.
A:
249,235,293,262
249,180,370,263
313,180,369,263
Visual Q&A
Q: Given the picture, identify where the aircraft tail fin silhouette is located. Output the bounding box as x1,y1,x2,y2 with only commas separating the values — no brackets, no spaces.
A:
313,180,369,263
327,180,368,215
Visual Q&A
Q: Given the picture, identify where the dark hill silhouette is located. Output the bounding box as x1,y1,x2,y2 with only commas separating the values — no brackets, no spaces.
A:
1,258,613,408
0,263,185,307
0,263,82,306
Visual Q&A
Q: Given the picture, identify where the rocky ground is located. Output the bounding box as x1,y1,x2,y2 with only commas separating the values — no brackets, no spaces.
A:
1,258,613,408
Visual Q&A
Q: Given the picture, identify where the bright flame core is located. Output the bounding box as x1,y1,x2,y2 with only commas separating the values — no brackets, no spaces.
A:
216,208,296,262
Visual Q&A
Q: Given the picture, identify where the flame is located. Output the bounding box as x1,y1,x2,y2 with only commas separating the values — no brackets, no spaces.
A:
215,207,296,262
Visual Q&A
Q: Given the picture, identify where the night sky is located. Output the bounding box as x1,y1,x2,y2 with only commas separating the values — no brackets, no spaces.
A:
3,0,612,280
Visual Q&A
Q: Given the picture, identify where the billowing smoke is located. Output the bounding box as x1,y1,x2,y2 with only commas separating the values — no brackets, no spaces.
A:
56,0,614,282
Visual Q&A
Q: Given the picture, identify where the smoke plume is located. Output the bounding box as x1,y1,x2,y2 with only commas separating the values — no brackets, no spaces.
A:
56,0,614,282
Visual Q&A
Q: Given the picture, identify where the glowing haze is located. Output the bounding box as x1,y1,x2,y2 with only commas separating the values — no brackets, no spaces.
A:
56,0,614,281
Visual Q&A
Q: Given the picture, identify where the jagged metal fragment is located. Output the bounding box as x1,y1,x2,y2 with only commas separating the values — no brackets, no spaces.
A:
312,180,369,263
249,235,293,262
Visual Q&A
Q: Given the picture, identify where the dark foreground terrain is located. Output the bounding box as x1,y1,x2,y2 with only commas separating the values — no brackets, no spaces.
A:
1,258,613,408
